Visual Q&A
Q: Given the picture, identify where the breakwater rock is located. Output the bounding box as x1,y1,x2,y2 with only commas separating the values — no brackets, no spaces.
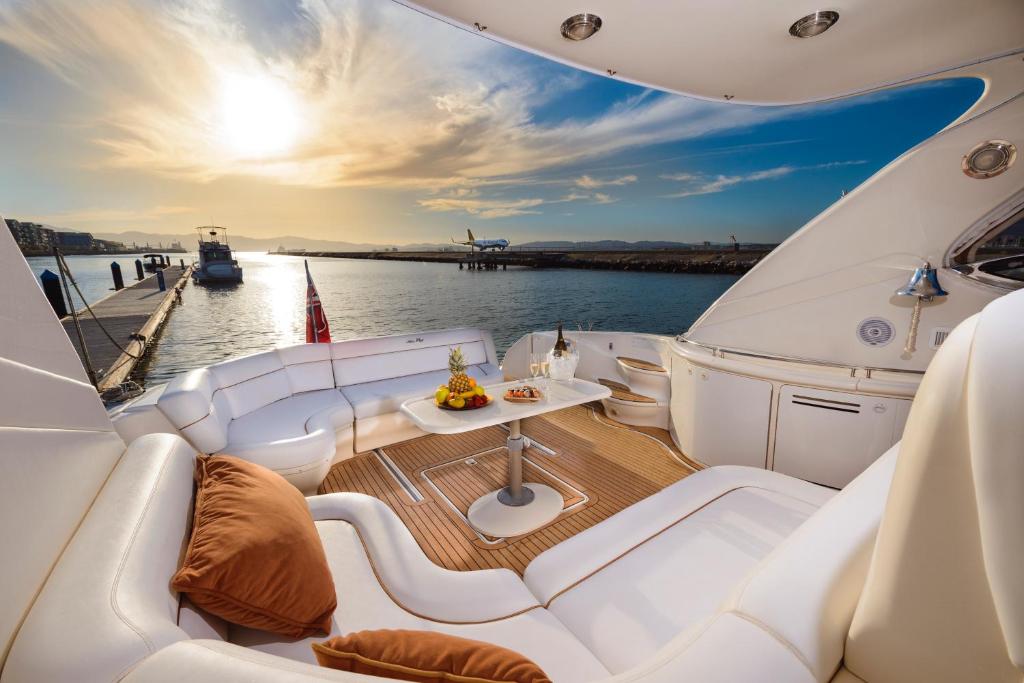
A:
272,248,773,275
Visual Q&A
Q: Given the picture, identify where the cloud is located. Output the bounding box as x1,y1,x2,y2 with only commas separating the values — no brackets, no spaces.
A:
661,161,866,198
575,174,637,189
417,196,545,219
34,205,196,225
0,0,799,197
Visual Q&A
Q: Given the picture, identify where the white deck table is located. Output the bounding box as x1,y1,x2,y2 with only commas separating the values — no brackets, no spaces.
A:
401,379,611,537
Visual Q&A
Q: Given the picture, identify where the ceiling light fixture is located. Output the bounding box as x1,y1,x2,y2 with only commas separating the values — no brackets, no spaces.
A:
560,13,602,41
789,11,839,38
962,140,1016,179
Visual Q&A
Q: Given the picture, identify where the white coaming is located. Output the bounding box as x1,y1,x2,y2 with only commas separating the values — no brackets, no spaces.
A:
686,64,1024,373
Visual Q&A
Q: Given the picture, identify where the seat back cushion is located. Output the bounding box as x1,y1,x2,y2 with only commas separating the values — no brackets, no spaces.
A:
313,630,552,683
331,329,492,386
209,351,291,420
725,445,898,682
277,343,336,394
172,455,336,638
3,434,195,682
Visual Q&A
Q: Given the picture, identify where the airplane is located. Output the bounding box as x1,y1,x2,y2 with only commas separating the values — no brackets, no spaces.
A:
451,229,509,251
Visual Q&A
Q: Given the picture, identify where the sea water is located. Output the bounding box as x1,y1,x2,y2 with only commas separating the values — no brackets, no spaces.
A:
27,252,738,386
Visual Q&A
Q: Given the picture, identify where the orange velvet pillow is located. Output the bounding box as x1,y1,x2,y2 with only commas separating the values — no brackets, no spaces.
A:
171,455,336,638
312,630,552,683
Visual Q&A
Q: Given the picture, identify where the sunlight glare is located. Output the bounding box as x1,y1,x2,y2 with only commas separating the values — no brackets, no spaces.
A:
218,73,300,158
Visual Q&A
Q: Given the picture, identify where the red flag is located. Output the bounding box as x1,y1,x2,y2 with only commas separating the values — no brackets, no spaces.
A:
304,260,331,343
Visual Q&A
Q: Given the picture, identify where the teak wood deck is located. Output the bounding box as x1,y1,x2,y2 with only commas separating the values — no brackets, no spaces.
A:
319,404,700,574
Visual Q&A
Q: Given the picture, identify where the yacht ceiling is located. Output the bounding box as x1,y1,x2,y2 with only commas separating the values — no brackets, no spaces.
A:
397,0,1024,104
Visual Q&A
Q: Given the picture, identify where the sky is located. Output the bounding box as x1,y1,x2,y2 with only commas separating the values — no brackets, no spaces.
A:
0,0,983,245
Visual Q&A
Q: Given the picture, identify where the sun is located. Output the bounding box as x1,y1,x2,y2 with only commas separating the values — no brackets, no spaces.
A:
218,73,300,158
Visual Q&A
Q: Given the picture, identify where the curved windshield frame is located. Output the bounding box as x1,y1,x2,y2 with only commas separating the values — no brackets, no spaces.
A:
948,200,1024,291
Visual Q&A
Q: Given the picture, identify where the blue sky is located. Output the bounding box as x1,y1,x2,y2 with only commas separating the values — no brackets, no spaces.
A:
0,0,982,244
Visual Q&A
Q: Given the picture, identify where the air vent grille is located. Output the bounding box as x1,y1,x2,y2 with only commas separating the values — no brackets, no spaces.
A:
930,327,953,349
856,318,895,347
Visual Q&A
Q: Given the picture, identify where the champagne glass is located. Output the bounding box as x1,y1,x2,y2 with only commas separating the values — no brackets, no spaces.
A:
528,353,543,384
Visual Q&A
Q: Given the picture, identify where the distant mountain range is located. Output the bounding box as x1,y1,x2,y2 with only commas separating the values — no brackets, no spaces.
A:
88,231,775,252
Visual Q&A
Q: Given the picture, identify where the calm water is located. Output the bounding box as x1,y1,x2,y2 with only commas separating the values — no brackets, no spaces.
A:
28,252,738,386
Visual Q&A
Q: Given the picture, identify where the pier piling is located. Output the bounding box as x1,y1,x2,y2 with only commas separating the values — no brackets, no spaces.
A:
111,262,124,291
135,259,144,281
39,270,67,318
156,270,166,292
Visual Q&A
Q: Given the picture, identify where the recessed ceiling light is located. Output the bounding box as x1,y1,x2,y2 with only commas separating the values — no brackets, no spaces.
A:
962,140,1016,179
560,13,602,41
789,11,839,38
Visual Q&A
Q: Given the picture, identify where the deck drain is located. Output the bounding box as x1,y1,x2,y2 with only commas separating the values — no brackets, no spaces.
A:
465,458,477,465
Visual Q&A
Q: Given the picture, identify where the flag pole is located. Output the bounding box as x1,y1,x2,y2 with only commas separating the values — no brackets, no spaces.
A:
305,260,315,342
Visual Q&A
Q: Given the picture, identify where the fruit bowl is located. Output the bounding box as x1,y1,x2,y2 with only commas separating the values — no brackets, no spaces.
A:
436,395,493,411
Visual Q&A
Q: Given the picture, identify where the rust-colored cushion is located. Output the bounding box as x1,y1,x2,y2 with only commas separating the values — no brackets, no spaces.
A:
171,455,336,638
312,630,551,683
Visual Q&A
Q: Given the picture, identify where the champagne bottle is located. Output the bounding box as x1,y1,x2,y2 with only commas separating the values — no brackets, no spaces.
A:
553,322,568,357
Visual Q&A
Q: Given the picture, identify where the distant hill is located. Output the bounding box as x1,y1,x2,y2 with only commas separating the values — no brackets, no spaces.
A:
85,231,773,253
517,240,739,251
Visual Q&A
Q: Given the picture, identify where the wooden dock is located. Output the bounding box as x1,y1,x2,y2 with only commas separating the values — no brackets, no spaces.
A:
61,265,191,395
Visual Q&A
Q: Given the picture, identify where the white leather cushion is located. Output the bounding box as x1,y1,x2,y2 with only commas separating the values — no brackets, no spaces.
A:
621,613,816,683
227,390,353,445
207,350,284,388
276,342,332,366
177,598,228,642
181,391,231,453
329,328,490,360
231,516,610,683
543,486,822,673
277,343,335,393
525,466,834,606
332,342,488,387
726,446,898,682
158,367,217,428
3,434,195,682
284,360,335,394
341,364,500,419
218,369,292,420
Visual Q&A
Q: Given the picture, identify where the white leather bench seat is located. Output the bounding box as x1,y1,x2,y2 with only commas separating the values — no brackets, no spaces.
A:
227,389,353,445
155,329,502,488
230,494,611,683
340,363,502,419
524,466,836,674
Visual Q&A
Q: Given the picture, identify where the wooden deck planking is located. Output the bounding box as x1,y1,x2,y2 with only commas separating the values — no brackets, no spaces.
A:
61,265,190,392
319,404,693,574
597,378,658,403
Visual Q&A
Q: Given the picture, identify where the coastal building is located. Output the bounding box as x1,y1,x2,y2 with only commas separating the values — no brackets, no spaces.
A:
5,219,55,251
54,230,94,248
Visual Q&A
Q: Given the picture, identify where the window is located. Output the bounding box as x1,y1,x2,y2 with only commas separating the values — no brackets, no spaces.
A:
951,206,1024,287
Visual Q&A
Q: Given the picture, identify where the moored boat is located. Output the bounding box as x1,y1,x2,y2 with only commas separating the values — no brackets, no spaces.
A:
192,226,242,284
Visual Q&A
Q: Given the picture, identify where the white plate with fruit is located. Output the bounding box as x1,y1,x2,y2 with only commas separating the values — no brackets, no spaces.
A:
434,346,493,411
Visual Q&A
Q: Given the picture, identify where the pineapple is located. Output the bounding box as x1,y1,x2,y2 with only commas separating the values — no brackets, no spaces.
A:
447,346,472,394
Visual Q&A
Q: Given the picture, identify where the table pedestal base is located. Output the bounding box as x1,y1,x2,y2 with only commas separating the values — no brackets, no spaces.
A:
467,483,563,538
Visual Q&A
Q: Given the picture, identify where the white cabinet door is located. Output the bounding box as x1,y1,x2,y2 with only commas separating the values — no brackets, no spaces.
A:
773,385,910,488
671,357,772,468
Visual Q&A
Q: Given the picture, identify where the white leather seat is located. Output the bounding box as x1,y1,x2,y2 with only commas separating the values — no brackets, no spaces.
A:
340,363,501,418
228,389,353,448
230,494,611,683
153,329,503,488
157,346,350,493
523,466,836,674
331,328,503,451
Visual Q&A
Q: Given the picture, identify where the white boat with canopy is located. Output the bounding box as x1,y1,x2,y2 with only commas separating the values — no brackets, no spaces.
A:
1,1,1022,681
